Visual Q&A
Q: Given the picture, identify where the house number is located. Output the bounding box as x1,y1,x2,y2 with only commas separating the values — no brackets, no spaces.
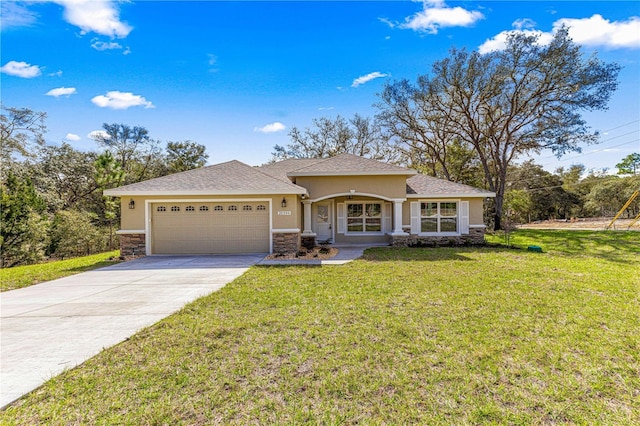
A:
277,211,292,216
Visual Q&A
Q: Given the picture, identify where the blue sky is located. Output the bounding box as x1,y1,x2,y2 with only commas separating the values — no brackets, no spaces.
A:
2,0,639,173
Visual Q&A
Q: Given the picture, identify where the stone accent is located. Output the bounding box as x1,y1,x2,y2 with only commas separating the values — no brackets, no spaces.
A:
273,232,300,254
301,235,317,250
391,227,486,247
120,233,146,257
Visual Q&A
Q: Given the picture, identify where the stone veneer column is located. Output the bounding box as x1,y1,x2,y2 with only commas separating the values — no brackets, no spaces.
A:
272,231,300,254
119,233,146,257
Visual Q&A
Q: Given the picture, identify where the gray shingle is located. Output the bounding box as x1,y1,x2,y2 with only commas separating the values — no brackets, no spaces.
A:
406,174,495,197
104,160,306,195
286,154,416,176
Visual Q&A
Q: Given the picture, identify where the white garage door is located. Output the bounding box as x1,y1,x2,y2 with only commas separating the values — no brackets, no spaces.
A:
151,202,270,254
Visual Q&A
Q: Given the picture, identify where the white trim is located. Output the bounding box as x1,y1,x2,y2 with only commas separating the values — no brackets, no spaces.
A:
104,189,305,196
272,228,300,233
116,229,145,235
146,198,273,255
407,192,495,198
415,199,462,236
344,200,385,236
311,192,405,203
469,224,487,228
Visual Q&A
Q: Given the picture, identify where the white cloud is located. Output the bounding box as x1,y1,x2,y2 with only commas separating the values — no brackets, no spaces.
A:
0,2,37,30
91,39,122,51
400,0,484,34
65,133,81,141
318,107,335,111
479,29,554,54
46,87,77,97
49,70,63,77
52,0,132,38
479,14,640,54
91,91,155,110
554,15,640,48
513,18,537,30
88,130,110,140
254,122,286,133
0,60,42,78
352,71,389,88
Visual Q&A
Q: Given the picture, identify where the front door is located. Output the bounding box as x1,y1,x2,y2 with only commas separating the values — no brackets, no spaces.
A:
315,202,333,242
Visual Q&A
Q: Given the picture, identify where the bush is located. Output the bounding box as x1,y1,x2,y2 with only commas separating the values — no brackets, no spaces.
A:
49,210,110,259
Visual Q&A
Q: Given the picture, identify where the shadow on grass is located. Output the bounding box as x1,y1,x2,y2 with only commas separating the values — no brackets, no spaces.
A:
361,246,484,262
488,229,639,264
63,260,122,274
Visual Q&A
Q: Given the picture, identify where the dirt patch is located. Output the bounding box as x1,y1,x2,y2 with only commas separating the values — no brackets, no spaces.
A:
265,247,339,260
518,217,639,231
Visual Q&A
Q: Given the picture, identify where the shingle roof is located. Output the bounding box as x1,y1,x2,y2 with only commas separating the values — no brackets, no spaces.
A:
406,174,495,197
285,154,416,176
258,158,324,181
104,160,306,196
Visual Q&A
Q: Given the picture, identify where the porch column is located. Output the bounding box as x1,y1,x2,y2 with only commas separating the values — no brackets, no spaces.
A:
302,200,315,236
391,200,408,236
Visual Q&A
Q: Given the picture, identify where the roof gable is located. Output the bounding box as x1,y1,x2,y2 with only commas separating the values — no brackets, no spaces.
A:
285,154,417,177
104,160,306,196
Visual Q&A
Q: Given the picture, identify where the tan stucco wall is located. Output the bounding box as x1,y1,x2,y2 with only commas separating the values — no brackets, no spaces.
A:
401,197,486,227
118,194,300,231
295,175,408,200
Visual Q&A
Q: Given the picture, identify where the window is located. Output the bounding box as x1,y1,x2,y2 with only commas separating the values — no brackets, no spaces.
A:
214,205,224,211
228,205,238,211
242,205,252,211
156,206,166,212
256,205,266,211
199,205,209,212
171,206,180,212
185,205,195,212
347,202,382,233
421,201,457,233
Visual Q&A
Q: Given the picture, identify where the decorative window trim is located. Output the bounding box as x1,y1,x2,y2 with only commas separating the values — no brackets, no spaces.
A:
410,200,469,236
228,205,238,211
214,205,224,211
256,204,267,211
185,205,195,212
170,206,180,212
156,206,166,212
242,205,252,211
199,205,209,212
344,201,384,235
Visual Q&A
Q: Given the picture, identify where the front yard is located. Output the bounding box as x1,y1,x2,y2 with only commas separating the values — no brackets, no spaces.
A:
2,230,639,424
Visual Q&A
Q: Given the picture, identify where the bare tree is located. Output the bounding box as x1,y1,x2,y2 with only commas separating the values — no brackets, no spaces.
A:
377,28,620,229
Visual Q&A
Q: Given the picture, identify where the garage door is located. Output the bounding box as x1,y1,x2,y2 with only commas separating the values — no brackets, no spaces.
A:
151,202,270,254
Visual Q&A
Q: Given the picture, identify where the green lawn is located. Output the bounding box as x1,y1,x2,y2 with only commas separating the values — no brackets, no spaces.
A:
0,250,121,292
2,231,639,424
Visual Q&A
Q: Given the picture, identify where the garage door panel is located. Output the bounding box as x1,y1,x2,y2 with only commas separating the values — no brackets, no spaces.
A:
152,202,270,254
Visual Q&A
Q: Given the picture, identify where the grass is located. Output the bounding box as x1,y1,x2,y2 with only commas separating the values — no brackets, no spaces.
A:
0,250,121,292
2,230,639,424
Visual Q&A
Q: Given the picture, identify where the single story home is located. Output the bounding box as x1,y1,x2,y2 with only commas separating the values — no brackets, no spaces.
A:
104,154,495,256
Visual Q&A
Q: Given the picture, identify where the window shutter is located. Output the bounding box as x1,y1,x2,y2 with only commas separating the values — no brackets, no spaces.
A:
410,202,420,234
460,201,469,234
337,203,346,234
384,203,392,233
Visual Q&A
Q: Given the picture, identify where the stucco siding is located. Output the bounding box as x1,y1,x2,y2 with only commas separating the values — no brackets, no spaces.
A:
295,175,407,200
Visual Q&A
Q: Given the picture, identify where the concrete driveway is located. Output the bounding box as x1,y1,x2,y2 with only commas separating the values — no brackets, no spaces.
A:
0,254,263,408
